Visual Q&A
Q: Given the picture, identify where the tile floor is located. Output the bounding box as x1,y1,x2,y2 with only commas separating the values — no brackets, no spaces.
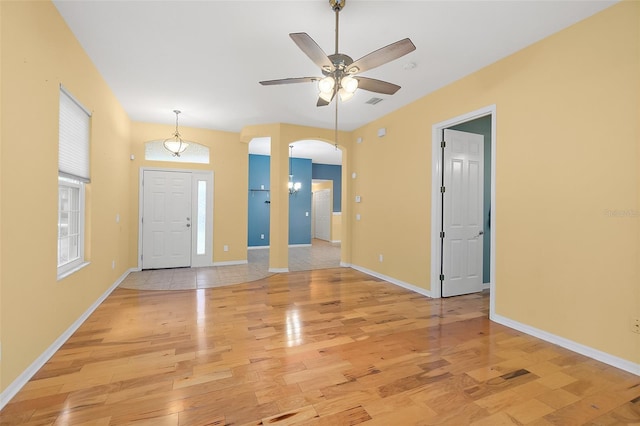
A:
120,239,342,290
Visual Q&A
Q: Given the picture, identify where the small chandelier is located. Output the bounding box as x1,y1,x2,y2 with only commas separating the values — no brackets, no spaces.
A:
163,110,190,157
288,145,302,195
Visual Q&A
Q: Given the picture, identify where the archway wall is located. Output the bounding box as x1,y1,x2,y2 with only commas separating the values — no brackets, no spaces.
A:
241,123,352,271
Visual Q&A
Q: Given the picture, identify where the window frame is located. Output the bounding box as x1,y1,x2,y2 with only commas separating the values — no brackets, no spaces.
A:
57,176,87,279
57,85,91,279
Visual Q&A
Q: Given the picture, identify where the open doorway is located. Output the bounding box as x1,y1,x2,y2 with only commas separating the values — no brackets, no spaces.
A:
247,138,343,272
430,105,496,314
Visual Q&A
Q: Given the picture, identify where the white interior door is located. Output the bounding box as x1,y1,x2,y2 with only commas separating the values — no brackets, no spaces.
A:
142,170,192,269
313,189,331,241
442,129,484,297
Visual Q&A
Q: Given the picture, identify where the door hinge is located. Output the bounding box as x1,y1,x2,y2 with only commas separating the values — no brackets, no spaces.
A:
141,217,144,224
440,186,446,193
439,274,445,281
440,231,445,239
441,140,446,148
141,254,143,261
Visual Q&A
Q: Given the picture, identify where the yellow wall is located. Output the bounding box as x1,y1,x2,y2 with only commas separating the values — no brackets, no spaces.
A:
0,0,4,390
0,1,132,391
129,123,248,265
350,1,639,364
331,213,342,243
0,0,637,397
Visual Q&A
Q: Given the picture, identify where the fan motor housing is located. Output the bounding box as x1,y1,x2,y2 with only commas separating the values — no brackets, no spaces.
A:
330,0,346,12
323,53,354,75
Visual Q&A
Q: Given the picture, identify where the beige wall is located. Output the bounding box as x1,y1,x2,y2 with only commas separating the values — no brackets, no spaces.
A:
0,0,638,398
0,0,4,390
331,213,342,243
0,1,132,390
129,123,248,265
349,1,639,364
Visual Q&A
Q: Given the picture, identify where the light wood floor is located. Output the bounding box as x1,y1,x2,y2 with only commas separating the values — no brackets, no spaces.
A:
2,268,638,425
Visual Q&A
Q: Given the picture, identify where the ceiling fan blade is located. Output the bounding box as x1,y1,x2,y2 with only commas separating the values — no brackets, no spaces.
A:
316,91,335,107
347,38,416,74
290,32,334,72
355,77,401,95
260,77,320,86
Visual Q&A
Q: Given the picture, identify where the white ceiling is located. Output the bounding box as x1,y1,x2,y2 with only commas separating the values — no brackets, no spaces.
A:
53,0,618,162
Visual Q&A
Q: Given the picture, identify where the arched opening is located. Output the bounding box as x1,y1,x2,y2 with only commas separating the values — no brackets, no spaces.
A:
247,135,346,273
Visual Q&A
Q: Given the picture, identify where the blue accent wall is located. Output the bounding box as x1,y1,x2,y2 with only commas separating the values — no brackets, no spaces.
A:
288,157,312,245
248,154,313,247
450,116,492,284
248,154,270,247
312,163,342,212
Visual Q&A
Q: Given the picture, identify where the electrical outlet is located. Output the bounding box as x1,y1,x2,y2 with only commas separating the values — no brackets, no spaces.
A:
260,234,265,240
223,245,229,252
112,260,115,270
632,318,640,334
379,254,384,262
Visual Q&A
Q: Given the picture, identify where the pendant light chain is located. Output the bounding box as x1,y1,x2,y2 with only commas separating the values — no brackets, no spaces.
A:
334,96,339,151
173,110,180,137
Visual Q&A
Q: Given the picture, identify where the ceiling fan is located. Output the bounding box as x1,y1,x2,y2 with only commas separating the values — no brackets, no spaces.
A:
259,0,416,107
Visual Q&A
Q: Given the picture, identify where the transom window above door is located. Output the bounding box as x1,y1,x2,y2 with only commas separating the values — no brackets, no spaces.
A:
144,140,210,164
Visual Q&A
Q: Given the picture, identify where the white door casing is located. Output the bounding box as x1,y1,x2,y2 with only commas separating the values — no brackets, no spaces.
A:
313,189,331,241
442,129,484,297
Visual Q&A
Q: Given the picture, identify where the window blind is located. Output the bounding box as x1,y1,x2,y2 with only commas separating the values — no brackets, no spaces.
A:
59,86,91,182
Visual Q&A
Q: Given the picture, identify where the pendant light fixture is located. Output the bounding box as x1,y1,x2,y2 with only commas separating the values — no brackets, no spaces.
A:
288,145,302,195
163,110,191,157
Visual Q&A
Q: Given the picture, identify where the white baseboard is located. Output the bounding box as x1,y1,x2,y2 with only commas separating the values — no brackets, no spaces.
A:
212,260,248,266
248,245,269,250
289,244,312,248
331,240,341,244
491,313,640,377
0,268,135,410
269,268,289,273
339,261,351,268
350,264,433,298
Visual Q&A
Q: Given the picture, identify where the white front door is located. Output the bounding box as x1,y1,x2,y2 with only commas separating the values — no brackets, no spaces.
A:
442,129,484,297
142,170,192,269
313,189,331,241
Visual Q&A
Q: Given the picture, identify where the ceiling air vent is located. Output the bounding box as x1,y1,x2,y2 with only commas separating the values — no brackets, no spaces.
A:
365,97,384,105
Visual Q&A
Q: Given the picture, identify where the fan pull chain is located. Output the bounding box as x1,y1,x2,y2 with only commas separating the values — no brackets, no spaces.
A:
334,95,339,151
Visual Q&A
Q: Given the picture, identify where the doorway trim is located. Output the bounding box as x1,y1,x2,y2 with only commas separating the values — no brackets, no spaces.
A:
138,167,214,270
430,105,497,315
